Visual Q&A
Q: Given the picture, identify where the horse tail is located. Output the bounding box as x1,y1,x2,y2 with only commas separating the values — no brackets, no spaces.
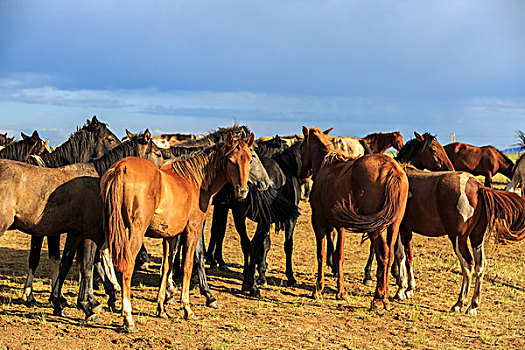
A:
479,187,525,244
332,167,407,241
100,163,131,272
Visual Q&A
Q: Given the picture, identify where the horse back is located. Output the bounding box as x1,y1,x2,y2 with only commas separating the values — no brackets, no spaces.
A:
444,142,500,175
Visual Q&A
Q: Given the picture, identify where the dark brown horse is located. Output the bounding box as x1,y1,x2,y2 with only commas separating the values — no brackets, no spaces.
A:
392,164,525,314
300,126,409,309
361,131,404,154
0,130,49,161
101,133,254,331
444,142,514,187
0,132,14,147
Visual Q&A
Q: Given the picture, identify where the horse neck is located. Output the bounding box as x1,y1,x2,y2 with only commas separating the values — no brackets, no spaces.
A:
309,136,333,176
38,131,96,167
92,141,139,176
497,152,514,178
364,133,390,154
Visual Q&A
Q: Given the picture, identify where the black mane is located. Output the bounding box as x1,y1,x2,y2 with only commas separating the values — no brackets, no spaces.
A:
395,133,436,163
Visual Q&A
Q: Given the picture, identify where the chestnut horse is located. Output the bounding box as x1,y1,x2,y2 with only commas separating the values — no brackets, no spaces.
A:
300,126,409,309
361,131,404,154
360,132,455,286
444,142,514,187
101,133,254,331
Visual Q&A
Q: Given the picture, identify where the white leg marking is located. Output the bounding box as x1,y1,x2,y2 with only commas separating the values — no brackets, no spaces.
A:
23,272,35,300
457,173,475,222
101,245,121,292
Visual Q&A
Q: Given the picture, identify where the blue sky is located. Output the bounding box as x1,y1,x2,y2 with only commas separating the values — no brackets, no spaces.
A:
1,0,524,148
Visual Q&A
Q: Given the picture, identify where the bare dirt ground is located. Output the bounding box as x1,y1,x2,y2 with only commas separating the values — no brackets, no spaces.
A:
0,200,524,349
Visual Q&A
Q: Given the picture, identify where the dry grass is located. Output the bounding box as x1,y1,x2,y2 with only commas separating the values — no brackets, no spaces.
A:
0,201,524,349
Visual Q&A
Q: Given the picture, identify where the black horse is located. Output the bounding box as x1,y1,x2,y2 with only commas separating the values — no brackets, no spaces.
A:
206,138,302,296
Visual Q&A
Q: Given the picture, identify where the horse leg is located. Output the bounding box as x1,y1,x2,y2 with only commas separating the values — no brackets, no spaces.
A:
100,241,121,293
207,203,229,268
326,229,338,275
23,236,44,306
166,235,181,304
93,256,118,310
284,217,298,287
256,224,271,286
450,236,474,313
173,236,183,279
335,228,348,300
194,229,218,308
402,230,416,299
363,242,375,287
393,233,408,300
370,229,391,310
232,209,251,282
47,235,63,303
484,172,493,188
157,237,175,318
312,218,327,300
50,234,81,317
181,228,200,320
243,222,269,297
77,237,104,321
467,240,486,315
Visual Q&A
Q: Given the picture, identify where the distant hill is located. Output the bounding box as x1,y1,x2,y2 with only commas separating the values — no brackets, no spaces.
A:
503,146,522,154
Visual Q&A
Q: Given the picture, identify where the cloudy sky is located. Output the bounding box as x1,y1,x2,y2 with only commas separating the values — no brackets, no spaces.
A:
1,0,524,148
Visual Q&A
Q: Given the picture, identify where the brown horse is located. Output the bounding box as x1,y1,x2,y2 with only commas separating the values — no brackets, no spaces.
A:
361,131,404,154
444,142,514,187
0,130,49,161
101,133,254,331
0,131,163,320
300,126,409,309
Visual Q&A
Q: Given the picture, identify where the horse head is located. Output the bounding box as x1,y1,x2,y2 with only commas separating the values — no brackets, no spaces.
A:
248,149,271,191
127,129,165,168
299,126,333,178
396,132,454,171
392,131,405,151
85,116,121,160
224,132,254,200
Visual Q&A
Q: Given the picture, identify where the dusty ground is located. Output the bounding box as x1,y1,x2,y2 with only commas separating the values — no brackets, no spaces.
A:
0,199,524,349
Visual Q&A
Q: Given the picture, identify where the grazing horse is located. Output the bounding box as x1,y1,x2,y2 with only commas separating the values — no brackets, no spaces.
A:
0,131,163,320
22,116,121,306
444,142,514,187
360,132,455,286
101,133,254,331
300,126,409,309
361,131,404,154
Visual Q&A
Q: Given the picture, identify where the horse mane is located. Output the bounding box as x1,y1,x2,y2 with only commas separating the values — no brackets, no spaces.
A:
163,144,211,159
395,133,435,164
169,141,240,190
28,119,110,167
0,136,44,161
306,128,353,168
271,140,302,178
255,136,289,158
92,134,147,176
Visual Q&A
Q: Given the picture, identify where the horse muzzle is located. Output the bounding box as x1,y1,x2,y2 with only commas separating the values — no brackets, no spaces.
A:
234,185,249,200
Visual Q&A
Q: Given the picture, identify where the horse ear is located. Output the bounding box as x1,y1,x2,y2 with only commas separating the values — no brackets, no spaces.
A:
227,132,234,147
144,129,151,142
31,130,39,139
414,132,424,141
323,127,333,135
91,115,99,124
21,132,29,140
125,129,134,139
247,133,255,147
44,140,49,147
302,126,309,137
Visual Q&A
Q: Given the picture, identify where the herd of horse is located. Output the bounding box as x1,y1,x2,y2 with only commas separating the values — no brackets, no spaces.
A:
0,116,524,332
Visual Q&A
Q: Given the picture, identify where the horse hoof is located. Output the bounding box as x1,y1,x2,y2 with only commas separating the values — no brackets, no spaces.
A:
249,288,261,298
466,307,478,316
188,314,199,321
165,297,177,305
54,309,67,317
395,290,407,300
158,312,170,319
93,305,105,313
124,325,137,333
336,293,348,301
405,290,414,299
312,290,323,300
450,304,462,314
370,299,390,311
87,314,100,322
218,264,231,273
286,279,298,288
207,300,219,309
363,279,373,287
24,298,36,308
